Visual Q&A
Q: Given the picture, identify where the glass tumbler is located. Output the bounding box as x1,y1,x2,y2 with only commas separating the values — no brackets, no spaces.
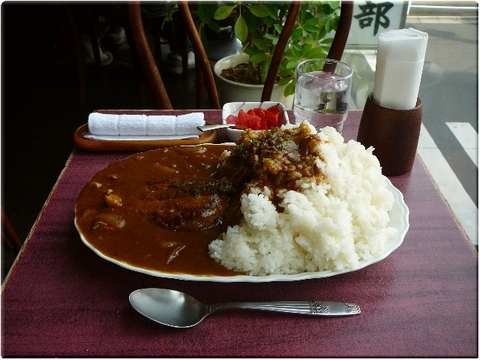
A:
293,58,353,133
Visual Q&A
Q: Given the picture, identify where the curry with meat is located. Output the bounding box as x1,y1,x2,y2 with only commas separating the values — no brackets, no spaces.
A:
75,123,325,276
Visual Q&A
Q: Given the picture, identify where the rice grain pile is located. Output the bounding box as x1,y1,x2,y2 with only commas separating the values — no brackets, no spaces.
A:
208,123,397,276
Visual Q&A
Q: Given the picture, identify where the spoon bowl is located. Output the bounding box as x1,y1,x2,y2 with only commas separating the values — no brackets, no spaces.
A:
130,288,209,328
129,288,361,328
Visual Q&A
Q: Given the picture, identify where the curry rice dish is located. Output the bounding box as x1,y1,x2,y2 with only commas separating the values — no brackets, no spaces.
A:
75,122,396,277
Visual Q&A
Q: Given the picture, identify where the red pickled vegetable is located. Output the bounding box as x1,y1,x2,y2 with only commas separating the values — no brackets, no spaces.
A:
226,105,282,130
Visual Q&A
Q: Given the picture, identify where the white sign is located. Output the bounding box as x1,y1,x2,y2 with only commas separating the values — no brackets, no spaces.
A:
347,1,409,47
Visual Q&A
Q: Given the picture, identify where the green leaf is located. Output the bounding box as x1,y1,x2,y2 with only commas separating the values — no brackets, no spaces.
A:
243,47,255,57
284,78,296,97
289,46,301,59
234,15,248,43
253,38,270,51
264,33,277,41
321,3,335,14
305,17,320,27
331,17,339,31
300,43,313,57
324,18,332,33
290,27,303,39
197,4,213,24
214,5,234,21
317,27,327,40
319,37,334,45
264,3,279,19
286,60,298,70
248,4,269,18
242,8,259,33
164,2,178,22
325,1,341,12
250,52,269,64
277,77,291,86
306,47,327,59
198,23,209,47
206,20,220,33
304,24,320,33
273,23,283,33
262,15,274,27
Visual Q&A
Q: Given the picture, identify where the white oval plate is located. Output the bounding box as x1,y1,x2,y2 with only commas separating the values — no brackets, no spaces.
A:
76,179,409,282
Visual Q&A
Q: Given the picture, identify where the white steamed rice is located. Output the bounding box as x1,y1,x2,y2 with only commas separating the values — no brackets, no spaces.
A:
208,124,397,276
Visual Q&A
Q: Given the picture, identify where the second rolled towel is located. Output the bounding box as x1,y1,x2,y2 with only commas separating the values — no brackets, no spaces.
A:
88,112,205,137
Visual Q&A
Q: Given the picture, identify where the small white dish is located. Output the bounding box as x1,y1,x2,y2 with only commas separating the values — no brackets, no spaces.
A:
222,101,290,141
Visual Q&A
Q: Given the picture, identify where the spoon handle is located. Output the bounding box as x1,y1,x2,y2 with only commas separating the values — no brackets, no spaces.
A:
210,301,360,316
197,124,235,132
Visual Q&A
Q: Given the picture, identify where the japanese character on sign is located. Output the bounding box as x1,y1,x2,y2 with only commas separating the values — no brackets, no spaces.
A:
354,1,394,36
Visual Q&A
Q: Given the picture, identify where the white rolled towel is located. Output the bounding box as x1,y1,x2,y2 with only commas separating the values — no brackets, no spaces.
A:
88,113,119,136
176,113,204,135
117,114,147,136
87,112,205,136
147,115,176,135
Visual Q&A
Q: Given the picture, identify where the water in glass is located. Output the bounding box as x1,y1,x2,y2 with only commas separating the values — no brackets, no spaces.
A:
293,71,350,133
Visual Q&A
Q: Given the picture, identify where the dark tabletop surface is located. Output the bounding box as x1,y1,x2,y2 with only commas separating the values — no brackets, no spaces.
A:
2,110,477,357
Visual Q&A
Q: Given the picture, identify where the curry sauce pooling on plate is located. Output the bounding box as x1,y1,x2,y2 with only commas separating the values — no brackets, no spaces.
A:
75,123,328,276
75,144,242,276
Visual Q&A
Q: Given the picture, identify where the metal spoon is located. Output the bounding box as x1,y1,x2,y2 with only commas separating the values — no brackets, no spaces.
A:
129,288,361,328
197,123,235,132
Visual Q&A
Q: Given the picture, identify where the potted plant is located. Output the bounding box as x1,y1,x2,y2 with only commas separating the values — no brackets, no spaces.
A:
194,1,341,106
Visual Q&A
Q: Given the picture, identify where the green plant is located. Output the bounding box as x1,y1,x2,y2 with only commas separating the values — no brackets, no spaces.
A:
195,1,341,96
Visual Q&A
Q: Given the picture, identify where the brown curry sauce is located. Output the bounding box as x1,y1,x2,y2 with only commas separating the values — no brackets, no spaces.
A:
75,145,241,277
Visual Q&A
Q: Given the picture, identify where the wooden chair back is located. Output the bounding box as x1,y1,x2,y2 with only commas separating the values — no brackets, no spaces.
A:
127,1,221,108
128,2,173,109
128,1,353,109
2,207,23,253
177,2,221,109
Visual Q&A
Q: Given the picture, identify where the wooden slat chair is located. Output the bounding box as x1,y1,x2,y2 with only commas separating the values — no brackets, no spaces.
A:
127,1,353,110
2,207,23,253
128,1,224,109
65,4,120,108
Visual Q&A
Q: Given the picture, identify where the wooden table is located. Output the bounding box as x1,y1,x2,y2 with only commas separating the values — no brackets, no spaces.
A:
2,110,477,357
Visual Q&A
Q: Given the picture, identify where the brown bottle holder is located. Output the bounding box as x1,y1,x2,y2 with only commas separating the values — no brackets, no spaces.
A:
357,94,422,176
